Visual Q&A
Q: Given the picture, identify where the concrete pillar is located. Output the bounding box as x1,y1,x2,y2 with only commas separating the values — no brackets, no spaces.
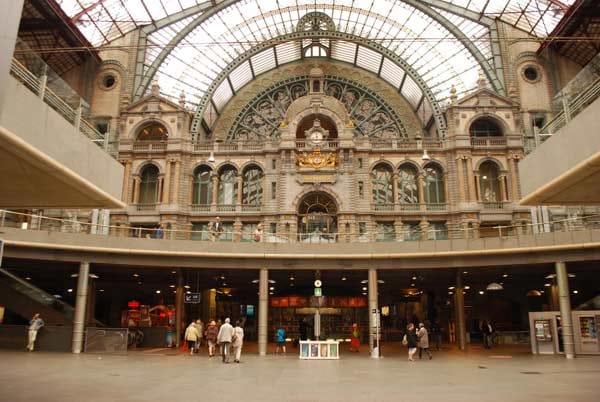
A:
163,160,171,203
368,268,379,357
85,279,96,326
201,288,216,324
175,269,184,348
0,0,24,111
454,270,466,351
72,262,90,353
556,261,575,359
258,268,269,356
172,161,181,205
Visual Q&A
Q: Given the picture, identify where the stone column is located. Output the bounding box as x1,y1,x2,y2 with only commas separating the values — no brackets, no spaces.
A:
417,174,425,206
211,173,219,207
420,219,430,240
474,174,482,202
499,174,508,202
456,157,465,202
454,270,466,351
258,268,269,356
72,262,90,353
157,175,164,204
556,261,575,359
236,174,243,206
0,0,24,111
122,161,132,202
392,173,399,208
368,268,379,358
466,157,476,202
132,176,141,204
85,278,96,326
175,269,184,348
508,156,520,201
163,160,171,204
172,161,181,205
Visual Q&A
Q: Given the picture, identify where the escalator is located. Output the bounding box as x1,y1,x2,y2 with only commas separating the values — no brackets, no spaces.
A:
0,267,74,325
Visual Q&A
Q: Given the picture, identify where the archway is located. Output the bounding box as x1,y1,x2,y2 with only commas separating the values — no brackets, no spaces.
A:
297,192,338,242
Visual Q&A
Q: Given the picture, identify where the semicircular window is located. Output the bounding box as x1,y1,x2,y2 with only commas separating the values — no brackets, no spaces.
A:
469,118,503,137
137,122,168,141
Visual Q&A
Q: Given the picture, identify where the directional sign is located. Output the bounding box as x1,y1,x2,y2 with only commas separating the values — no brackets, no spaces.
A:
184,293,201,304
314,287,322,297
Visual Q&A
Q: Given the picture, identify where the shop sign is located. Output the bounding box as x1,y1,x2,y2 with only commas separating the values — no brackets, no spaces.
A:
185,293,201,304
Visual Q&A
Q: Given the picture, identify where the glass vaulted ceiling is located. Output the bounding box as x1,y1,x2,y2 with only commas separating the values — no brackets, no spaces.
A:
58,0,575,127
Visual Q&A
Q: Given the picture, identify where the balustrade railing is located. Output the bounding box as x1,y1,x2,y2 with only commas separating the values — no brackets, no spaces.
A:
1,209,599,245
470,137,507,148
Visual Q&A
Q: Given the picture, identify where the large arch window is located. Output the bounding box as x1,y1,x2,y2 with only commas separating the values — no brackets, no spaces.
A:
297,192,338,242
218,166,238,205
424,164,445,204
372,164,394,205
136,122,168,141
192,166,212,205
242,166,263,206
469,118,503,137
139,165,159,204
479,161,501,202
398,164,419,204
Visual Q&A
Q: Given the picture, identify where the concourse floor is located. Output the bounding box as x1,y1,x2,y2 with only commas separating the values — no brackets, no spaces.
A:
1,343,599,402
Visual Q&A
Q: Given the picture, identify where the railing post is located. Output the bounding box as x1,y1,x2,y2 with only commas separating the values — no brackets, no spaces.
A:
74,99,83,134
562,95,571,124
38,64,48,99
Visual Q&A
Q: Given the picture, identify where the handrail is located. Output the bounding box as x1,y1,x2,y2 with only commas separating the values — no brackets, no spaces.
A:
1,209,599,244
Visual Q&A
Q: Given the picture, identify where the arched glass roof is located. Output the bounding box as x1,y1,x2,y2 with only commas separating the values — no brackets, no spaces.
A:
57,0,575,132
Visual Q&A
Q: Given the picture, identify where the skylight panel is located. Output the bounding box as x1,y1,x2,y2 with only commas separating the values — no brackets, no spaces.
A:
401,75,423,109
251,48,276,76
230,61,254,92
275,42,301,65
212,80,234,112
356,46,382,74
379,58,405,90
331,41,357,64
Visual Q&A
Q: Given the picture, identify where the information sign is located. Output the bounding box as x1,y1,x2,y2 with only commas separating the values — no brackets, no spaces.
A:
314,287,322,297
184,293,201,304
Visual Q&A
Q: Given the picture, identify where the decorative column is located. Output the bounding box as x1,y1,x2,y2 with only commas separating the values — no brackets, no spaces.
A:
72,261,90,353
466,157,476,202
455,269,467,351
556,261,576,359
474,174,482,202
122,161,132,202
171,160,181,206
175,269,184,348
157,175,164,204
417,173,425,209
392,173,399,209
499,173,508,202
455,157,465,202
258,268,269,356
163,160,171,204
368,268,379,358
508,155,521,201
419,219,430,240
211,173,219,207
132,176,141,204
236,174,243,207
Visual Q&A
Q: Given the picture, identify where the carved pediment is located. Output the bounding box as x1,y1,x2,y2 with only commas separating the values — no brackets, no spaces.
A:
125,95,186,114
455,88,518,109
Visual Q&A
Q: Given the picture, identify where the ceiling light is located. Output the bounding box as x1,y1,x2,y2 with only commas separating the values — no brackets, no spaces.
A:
290,283,295,287
544,283,551,287
341,276,347,281
172,270,177,274
138,281,142,285
133,273,139,277
502,274,508,278
486,282,504,291
478,290,485,295
526,290,542,297
448,286,455,290
545,274,556,279
220,274,226,280
360,279,368,284
269,292,274,295
362,292,367,296
169,285,176,288
268,279,276,284
252,279,259,284
362,287,367,291
184,285,191,289
289,277,295,281
173,290,176,293
464,286,470,290
540,290,545,294
25,277,31,281
573,290,579,294
568,274,576,278
377,279,385,284
269,286,275,291
99,289,105,292
156,290,161,294
463,271,468,274
186,291,191,294
448,291,453,295
412,276,417,280
67,288,73,293
222,282,227,286
410,283,415,287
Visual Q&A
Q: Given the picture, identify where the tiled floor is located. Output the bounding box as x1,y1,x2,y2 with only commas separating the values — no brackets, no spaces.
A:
1,343,599,402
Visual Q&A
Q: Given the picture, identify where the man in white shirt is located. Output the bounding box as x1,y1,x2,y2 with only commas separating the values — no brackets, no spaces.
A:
217,317,234,363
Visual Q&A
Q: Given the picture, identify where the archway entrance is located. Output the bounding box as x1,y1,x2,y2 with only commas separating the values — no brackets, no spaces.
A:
297,192,338,242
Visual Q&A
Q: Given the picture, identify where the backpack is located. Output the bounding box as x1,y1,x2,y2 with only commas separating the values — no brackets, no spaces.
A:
402,334,408,346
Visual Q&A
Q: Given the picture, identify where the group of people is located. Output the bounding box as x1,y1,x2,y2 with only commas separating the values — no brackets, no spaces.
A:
403,323,432,361
184,318,244,363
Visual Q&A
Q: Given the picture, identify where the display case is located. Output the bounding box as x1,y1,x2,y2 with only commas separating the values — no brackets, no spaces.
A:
299,340,339,360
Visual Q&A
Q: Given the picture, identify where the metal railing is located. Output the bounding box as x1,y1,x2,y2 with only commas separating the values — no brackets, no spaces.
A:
4,209,599,245
9,58,112,157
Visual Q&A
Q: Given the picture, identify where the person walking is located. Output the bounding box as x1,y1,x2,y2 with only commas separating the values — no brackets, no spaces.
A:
349,323,360,352
299,317,309,341
206,320,218,357
217,317,234,363
195,319,204,350
184,321,200,356
26,313,44,351
232,319,245,363
431,321,443,351
275,327,286,354
406,323,418,361
482,320,494,349
417,323,432,359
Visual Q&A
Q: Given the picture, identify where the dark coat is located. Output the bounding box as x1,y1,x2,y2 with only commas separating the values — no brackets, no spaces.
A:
407,330,419,348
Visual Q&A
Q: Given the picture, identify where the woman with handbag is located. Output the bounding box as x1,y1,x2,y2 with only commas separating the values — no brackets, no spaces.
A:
405,323,419,361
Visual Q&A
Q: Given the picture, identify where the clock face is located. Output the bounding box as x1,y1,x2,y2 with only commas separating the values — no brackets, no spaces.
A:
309,131,324,143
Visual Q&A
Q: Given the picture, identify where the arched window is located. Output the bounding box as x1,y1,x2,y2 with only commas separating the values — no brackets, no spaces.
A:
137,122,168,141
398,164,419,204
139,165,159,204
372,164,394,205
424,164,445,204
479,161,501,202
469,118,503,137
242,166,263,206
192,166,212,205
218,166,238,205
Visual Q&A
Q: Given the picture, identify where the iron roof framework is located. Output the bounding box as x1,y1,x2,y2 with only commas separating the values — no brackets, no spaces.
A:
56,0,575,137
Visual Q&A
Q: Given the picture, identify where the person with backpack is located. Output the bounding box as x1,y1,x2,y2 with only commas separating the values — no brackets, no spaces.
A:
205,320,218,357
275,327,286,354
184,321,200,356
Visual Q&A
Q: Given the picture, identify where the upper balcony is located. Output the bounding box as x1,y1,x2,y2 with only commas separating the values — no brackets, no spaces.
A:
0,56,124,209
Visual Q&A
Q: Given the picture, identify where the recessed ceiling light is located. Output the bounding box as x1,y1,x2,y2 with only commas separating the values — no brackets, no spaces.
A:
290,283,295,287
377,279,385,284
544,283,551,287
222,282,227,286
341,277,347,281
362,292,367,296
67,288,73,293
268,279,276,284
410,283,415,287
568,274,576,278
133,273,139,277
252,279,259,283
53,294,62,298
173,290,176,293
25,277,31,281
502,274,508,278
89,274,99,279
545,274,556,279
448,291,453,295
169,285,176,288
464,286,470,290
360,279,368,284
138,281,142,285
478,290,485,295
463,271,468,274
184,285,191,289
186,291,191,294
269,286,275,291
448,286,455,290
156,290,161,294
412,276,417,280
269,292,274,295
99,289,105,292
172,270,177,274
573,290,579,294
362,287,367,291
220,274,226,280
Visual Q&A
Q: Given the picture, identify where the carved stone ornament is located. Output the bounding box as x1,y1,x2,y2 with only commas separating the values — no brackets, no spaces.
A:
296,147,338,169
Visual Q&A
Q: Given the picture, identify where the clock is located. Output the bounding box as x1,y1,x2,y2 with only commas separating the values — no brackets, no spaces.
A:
309,130,324,144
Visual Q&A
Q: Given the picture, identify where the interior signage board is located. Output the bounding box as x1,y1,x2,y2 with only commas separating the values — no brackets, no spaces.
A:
184,293,201,304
